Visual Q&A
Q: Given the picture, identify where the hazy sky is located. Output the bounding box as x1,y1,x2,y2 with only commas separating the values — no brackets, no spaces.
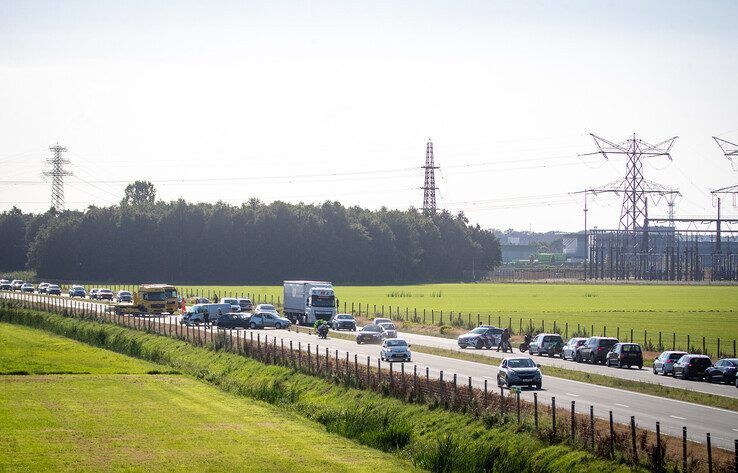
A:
1,0,737,232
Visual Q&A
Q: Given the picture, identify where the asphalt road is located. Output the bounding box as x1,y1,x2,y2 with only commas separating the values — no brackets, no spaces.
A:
3,291,738,450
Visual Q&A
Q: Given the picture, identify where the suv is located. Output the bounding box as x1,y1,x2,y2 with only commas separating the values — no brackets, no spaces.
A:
237,298,253,312
497,357,543,390
705,358,738,384
331,313,357,331
653,351,688,376
116,291,133,302
529,333,564,357
380,338,411,363
0,280,11,290
577,337,619,364
606,343,643,369
69,285,87,298
673,354,712,380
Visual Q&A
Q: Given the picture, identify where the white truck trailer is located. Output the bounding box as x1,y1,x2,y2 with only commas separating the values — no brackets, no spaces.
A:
283,280,337,325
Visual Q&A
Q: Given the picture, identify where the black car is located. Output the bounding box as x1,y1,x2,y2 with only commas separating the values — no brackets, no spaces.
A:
673,354,712,380
331,313,357,331
97,289,114,301
356,324,386,344
497,357,543,389
46,284,61,296
69,285,87,298
528,333,564,357
457,325,503,349
214,313,250,329
705,358,738,384
606,343,643,369
577,337,619,364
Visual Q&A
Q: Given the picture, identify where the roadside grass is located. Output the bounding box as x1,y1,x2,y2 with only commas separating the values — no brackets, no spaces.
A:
0,322,168,375
408,344,738,412
0,306,648,473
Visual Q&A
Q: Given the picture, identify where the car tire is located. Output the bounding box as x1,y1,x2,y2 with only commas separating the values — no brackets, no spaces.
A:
475,339,483,350
575,353,582,363
275,322,282,330
249,322,257,329
637,365,642,370
459,346,466,350
653,366,657,374
535,383,542,390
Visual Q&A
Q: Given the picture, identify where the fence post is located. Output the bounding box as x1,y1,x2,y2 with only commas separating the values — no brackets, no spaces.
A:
354,354,358,384
570,401,576,441
367,356,370,387
484,379,488,409
656,421,662,472
533,392,538,429
630,328,634,343
630,416,638,463
703,336,706,356
516,390,521,423
413,365,417,397
551,397,556,438
718,338,721,357
439,371,445,406
673,332,676,350
682,427,688,473
609,411,615,458
707,433,713,473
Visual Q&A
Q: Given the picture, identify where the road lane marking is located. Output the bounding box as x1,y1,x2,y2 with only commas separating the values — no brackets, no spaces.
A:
565,393,579,397
670,415,686,420
614,403,629,408
732,429,738,433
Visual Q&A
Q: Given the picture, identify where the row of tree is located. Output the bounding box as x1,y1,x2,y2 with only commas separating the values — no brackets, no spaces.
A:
0,183,501,284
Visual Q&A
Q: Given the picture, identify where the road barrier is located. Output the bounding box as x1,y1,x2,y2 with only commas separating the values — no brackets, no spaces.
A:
1,291,737,472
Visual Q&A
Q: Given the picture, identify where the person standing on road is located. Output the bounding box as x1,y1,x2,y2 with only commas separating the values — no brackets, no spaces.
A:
497,328,511,352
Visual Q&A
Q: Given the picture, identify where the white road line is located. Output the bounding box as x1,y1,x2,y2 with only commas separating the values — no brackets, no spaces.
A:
670,415,686,420
614,403,629,408
565,393,579,397
732,429,738,433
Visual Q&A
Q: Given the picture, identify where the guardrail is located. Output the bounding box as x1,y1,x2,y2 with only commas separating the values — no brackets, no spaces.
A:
1,290,736,472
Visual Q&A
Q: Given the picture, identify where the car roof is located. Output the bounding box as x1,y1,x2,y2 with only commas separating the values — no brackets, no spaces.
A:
505,357,534,362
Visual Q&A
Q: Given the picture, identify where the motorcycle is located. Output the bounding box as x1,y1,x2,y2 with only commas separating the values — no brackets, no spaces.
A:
317,324,329,339
519,343,529,353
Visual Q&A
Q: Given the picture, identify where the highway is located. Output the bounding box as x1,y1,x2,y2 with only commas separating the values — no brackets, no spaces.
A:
2,291,738,450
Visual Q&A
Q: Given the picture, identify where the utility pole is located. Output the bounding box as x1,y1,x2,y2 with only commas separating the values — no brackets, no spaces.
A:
43,144,72,212
421,139,439,214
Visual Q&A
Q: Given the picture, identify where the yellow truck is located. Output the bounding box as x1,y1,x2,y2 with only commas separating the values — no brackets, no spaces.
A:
112,284,177,316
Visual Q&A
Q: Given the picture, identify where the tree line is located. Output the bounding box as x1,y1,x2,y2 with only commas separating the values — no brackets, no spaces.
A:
0,184,501,284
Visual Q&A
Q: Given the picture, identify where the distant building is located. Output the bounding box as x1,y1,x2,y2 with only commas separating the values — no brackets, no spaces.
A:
500,244,537,263
562,232,586,260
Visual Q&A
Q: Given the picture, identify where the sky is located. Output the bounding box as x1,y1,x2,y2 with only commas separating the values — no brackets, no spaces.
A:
1,0,737,232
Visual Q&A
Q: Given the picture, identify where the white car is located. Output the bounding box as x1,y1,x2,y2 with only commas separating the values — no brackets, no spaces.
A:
221,297,241,312
378,322,397,338
255,304,279,317
380,338,411,363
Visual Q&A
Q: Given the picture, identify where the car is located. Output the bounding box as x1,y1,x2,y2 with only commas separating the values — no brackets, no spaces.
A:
249,311,292,329
96,288,114,301
372,317,393,325
194,297,210,304
221,297,241,312
214,313,251,329
378,322,397,338
577,337,619,364
256,304,279,317
497,357,542,389
89,288,100,299
705,358,738,384
116,291,133,302
652,351,688,376
562,337,587,360
69,285,87,298
0,279,11,290
380,338,411,362
457,325,503,350
20,283,34,293
356,324,386,344
46,284,61,296
673,354,712,380
180,303,232,325
37,282,50,294
528,333,564,357
606,343,643,369
11,280,24,291
237,298,253,312
331,313,357,331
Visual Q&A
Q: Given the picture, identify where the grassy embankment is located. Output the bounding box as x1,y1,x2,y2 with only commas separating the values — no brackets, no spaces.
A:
0,306,651,473
0,323,418,472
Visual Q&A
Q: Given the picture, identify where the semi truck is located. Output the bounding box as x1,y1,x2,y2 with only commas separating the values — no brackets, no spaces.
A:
283,280,337,325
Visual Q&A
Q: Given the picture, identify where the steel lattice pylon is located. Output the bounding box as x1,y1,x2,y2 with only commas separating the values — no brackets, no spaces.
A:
421,139,439,214
585,133,679,231
711,136,738,199
43,144,72,211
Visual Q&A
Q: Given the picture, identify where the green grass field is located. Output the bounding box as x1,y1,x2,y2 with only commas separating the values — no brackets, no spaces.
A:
173,283,738,354
0,323,416,472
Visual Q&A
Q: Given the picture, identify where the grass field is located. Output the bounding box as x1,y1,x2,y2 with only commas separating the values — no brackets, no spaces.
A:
0,323,416,472
173,283,738,354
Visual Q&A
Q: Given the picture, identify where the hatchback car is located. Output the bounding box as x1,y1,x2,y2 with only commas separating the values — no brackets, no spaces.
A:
237,298,253,312
0,280,11,290
214,313,251,329
331,313,357,331
89,288,100,299
652,351,688,376
577,337,619,364
46,284,61,296
69,285,87,298
705,358,738,384
457,325,503,350
497,357,542,389
97,288,114,301
673,354,712,380
562,337,588,360
606,343,643,369
380,338,411,363
116,291,133,302
378,322,397,338
21,283,34,293
529,333,564,357
356,324,386,344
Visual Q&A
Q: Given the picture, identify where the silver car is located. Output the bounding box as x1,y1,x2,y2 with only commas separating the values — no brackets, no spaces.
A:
653,351,688,376
378,322,397,338
380,338,411,363
562,337,588,361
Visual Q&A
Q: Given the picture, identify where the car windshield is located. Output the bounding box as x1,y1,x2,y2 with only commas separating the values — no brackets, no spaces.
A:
146,292,167,301
223,299,237,304
261,305,275,311
601,339,618,347
238,300,250,306
120,291,131,295
311,295,335,307
386,339,407,347
470,327,487,334
337,314,353,320
668,353,686,361
380,323,396,330
362,324,382,333
48,285,59,289
507,358,536,368
100,289,112,293
543,336,561,343
622,344,641,352
691,357,711,366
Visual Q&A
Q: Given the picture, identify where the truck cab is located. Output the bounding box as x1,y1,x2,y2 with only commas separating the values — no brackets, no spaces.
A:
140,284,179,314
283,280,337,325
